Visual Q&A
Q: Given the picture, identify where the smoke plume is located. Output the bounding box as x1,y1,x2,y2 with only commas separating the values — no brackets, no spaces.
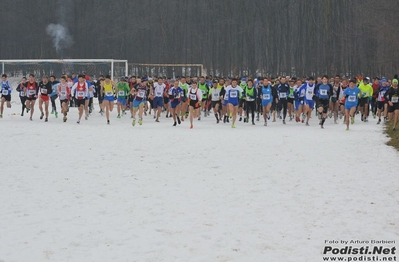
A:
46,23,74,56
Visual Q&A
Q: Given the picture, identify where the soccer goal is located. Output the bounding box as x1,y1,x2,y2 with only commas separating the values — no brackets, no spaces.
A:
129,63,204,78
0,59,128,80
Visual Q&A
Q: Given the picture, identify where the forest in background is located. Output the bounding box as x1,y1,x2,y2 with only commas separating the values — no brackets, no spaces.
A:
0,0,398,78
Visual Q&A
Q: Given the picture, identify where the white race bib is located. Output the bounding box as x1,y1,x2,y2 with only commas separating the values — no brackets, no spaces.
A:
320,89,327,95
156,91,162,96
77,91,85,97
28,90,35,95
263,94,270,100
392,97,399,103
190,94,197,100
2,90,8,95
60,91,66,96
138,91,145,98
348,95,356,102
307,90,313,95
213,93,219,98
118,91,125,96
279,93,287,98
20,91,25,96
41,89,47,94
230,91,238,98
106,91,113,96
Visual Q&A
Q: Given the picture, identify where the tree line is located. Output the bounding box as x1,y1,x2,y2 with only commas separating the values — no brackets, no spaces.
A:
1,0,398,78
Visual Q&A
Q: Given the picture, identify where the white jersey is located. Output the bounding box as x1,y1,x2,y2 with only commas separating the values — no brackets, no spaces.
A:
210,87,221,102
57,83,70,100
305,83,315,100
223,85,231,100
153,83,165,97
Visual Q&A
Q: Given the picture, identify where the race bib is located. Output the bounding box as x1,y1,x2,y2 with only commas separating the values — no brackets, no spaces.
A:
279,93,287,98
138,91,145,98
41,89,47,94
320,89,327,95
348,95,356,102
392,96,399,103
213,93,219,98
307,90,313,95
156,91,162,96
247,97,255,101
190,94,197,100
60,91,66,96
77,91,85,97
28,90,35,95
106,91,113,96
230,91,238,98
263,94,270,100
2,90,8,95
118,91,125,96
20,91,25,96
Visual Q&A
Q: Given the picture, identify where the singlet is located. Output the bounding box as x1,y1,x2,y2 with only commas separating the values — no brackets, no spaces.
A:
210,87,221,102
135,85,147,101
75,82,87,100
58,83,70,100
103,81,114,97
305,83,315,100
26,81,37,98
153,83,165,97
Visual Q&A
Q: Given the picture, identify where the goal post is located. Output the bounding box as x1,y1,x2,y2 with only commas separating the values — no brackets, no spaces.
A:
0,59,128,80
129,63,204,78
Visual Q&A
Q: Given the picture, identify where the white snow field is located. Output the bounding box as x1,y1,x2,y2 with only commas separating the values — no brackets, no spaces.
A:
0,86,398,262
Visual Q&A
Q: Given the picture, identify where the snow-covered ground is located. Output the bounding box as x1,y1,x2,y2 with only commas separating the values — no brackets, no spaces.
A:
0,83,398,262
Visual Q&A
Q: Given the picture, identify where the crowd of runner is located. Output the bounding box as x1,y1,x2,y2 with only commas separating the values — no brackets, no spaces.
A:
1,73,399,130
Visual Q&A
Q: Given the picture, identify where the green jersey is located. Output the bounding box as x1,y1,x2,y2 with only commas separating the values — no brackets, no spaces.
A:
198,83,209,99
117,82,130,99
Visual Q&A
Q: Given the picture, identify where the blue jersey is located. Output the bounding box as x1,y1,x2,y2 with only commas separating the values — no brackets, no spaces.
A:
343,87,360,107
169,86,184,101
296,84,306,101
276,83,290,99
317,84,331,100
1,80,12,95
261,85,273,103
226,85,243,105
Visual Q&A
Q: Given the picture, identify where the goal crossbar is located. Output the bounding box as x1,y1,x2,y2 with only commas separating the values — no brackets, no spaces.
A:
0,59,128,80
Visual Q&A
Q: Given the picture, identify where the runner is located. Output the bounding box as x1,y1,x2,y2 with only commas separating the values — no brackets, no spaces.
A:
163,78,171,118
338,79,349,122
209,79,222,123
225,79,244,128
0,74,12,118
294,79,305,122
179,77,189,121
376,78,389,124
49,75,60,118
152,77,166,122
187,82,202,129
358,77,373,122
329,75,341,124
57,76,71,122
130,78,140,118
276,76,290,124
302,76,316,126
198,76,210,119
261,78,273,126
287,79,296,121
101,75,117,124
371,77,380,118
38,76,53,122
238,77,248,121
244,79,257,125
96,75,104,115
84,80,95,120
168,79,183,126
220,79,231,123
342,78,361,130
131,78,148,126
315,75,332,129
116,77,130,119
16,77,27,116
25,74,38,120
71,74,88,124
384,78,399,130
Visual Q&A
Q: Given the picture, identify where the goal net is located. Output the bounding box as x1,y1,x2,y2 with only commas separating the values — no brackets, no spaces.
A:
129,63,204,78
0,59,128,80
